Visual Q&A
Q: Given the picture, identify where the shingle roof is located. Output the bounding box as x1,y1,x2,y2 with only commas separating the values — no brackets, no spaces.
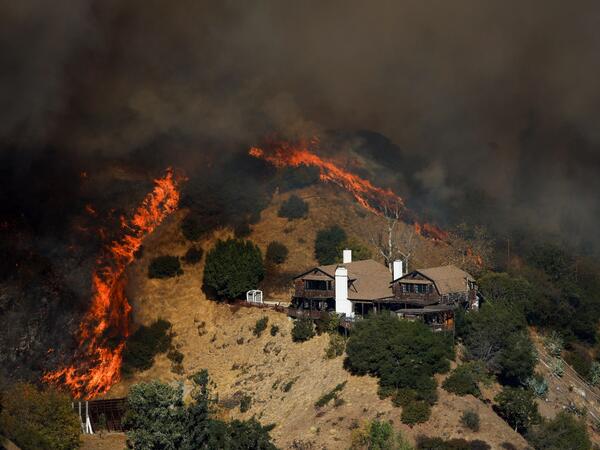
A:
315,259,393,301
413,265,474,295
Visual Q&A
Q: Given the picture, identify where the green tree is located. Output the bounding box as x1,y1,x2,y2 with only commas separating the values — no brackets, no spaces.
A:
203,238,264,299
266,241,289,265
0,383,80,450
497,333,537,386
494,387,539,433
278,195,309,220
345,314,452,395
459,302,528,375
526,412,591,450
315,225,348,264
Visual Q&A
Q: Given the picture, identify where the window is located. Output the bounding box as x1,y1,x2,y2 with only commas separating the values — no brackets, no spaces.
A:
305,280,330,290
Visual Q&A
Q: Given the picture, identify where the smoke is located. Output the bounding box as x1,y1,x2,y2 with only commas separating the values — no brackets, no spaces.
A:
2,0,600,245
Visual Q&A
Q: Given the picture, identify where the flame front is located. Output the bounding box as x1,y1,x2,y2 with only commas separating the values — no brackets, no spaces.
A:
43,169,180,398
250,138,448,241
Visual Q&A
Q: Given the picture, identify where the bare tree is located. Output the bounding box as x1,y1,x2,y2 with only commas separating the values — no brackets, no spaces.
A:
370,202,418,273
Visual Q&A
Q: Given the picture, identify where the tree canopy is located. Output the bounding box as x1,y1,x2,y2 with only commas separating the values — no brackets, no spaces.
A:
124,370,278,450
203,238,264,299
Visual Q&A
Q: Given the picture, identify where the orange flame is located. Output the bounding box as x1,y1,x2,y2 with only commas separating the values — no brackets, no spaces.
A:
43,169,180,398
250,138,449,241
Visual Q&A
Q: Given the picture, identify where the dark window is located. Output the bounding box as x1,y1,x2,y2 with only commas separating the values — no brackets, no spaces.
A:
305,280,329,290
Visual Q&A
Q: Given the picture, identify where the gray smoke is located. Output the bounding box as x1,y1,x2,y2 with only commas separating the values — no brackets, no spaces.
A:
2,0,600,246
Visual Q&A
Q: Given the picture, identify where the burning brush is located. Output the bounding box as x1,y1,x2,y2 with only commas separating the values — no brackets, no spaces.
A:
43,169,181,398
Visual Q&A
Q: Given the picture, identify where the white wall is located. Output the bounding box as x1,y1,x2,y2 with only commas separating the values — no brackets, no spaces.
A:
335,266,353,317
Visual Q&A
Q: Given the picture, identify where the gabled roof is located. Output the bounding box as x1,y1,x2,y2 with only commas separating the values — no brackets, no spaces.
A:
296,259,393,301
393,265,474,295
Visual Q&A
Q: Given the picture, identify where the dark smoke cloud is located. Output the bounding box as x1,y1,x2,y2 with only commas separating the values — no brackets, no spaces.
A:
2,0,600,246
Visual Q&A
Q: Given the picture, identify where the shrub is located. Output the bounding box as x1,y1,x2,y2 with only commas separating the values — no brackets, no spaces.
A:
168,348,185,375
494,387,539,433
315,382,346,408
266,241,289,265
345,314,453,396
526,412,591,450
292,318,315,342
460,410,480,432
565,345,592,379
253,317,269,337
239,394,252,413
550,358,565,377
183,246,204,264
442,365,481,397
122,319,172,374
543,331,564,357
270,324,279,336
401,401,431,425
148,255,183,279
315,311,341,335
416,436,491,450
314,225,347,264
278,195,309,220
526,373,548,398
124,371,277,450
282,379,295,392
497,333,537,386
589,361,600,386
350,420,413,450
203,238,264,299
0,383,80,450
325,333,346,359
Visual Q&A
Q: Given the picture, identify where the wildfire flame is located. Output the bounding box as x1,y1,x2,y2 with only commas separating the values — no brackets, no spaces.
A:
43,169,181,398
250,138,449,241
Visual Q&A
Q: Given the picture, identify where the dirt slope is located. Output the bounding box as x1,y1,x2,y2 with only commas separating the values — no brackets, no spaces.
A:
105,186,527,449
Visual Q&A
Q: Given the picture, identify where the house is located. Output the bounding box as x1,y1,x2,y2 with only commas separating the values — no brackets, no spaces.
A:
291,249,479,331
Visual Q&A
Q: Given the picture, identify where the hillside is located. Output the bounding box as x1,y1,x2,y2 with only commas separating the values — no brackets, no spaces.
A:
99,185,530,449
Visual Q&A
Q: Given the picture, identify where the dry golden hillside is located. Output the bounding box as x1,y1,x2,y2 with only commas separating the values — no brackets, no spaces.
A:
104,185,527,449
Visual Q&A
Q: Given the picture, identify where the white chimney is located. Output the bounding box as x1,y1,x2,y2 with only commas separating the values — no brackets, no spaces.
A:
393,260,404,281
343,249,352,264
335,266,353,317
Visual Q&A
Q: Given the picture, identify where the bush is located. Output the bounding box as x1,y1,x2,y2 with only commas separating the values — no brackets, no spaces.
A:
148,255,183,279
314,225,347,264
401,401,431,425
234,222,251,238
526,412,591,450
266,241,289,265
589,361,600,386
497,333,537,386
543,331,564,357
203,238,265,299
461,410,480,432
270,324,279,336
292,318,315,342
253,317,269,337
443,365,481,397
315,382,346,408
325,333,346,359
239,394,252,413
124,371,277,450
345,314,453,396
315,311,341,335
416,436,491,450
122,319,172,375
278,195,309,220
350,420,413,450
0,383,80,450
183,246,204,264
526,373,548,398
564,345,592,379
494,387,539,433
